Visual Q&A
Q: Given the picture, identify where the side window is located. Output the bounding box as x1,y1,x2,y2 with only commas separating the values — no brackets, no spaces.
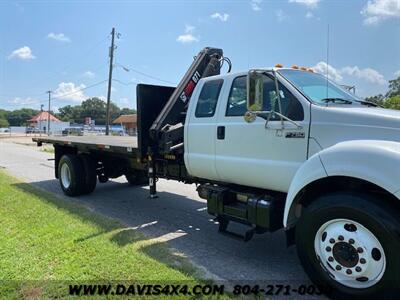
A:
226,75,304,120
262,76,304,121
195,79,223,118
226,76,247,116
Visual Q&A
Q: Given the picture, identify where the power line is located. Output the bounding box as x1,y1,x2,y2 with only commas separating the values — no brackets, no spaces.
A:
0,34,110,100
29,34,110,88
126,67,177,85
114,62,177,85
112,78,136,86
0,91,47,98
1,79,107,109
3,100,42,108
0,61,108,100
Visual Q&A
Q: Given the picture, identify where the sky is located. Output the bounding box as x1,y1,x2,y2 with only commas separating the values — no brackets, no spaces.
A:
0,0,399,112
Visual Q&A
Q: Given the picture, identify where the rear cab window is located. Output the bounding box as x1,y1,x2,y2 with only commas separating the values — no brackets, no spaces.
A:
195,79,224,118
226,76,247,116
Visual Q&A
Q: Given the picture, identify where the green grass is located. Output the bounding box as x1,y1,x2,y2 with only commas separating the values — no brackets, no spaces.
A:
40,146,54,154
0,171,208,299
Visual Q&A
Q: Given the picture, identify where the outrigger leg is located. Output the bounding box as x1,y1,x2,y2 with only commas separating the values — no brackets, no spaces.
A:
148,151,158,199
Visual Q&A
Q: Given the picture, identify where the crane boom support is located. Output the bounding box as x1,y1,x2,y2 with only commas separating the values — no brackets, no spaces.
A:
149,47,223,146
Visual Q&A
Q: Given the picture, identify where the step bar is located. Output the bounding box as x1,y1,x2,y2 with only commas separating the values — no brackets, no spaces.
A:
197,184,284,241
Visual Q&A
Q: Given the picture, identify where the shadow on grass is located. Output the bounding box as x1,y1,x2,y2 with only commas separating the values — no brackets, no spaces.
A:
110,228,147,246
11,181,206,281
138,240,205,280
12,182,151,246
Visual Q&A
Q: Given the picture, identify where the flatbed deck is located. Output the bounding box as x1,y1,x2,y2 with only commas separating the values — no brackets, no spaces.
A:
33,135,138,155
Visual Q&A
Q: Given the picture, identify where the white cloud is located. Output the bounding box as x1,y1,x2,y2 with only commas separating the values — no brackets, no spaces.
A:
8,46,35,60
47,32,71,42
313,61,387,85
341,66,386,85
210,12,230,22
251,0,262,11
8,97,39,106
275,9,289,22
81,70,95,78
176,25,199,44
394,70,400,77
361,0,400,25
312,61,343,82
53,82,87,102
289,0,320,9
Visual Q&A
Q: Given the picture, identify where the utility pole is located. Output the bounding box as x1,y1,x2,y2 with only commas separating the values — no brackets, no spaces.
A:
105,27,116,135
46,90,52,135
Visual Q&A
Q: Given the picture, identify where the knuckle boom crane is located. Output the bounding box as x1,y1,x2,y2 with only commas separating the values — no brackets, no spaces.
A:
149,47,228,155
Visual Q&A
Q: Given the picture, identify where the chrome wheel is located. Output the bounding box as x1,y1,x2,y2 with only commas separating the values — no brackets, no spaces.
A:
314,218,386,289
60,163,71,189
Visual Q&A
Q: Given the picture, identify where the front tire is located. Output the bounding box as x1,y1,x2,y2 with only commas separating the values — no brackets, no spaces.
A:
295,192,400,299
58,154,85,197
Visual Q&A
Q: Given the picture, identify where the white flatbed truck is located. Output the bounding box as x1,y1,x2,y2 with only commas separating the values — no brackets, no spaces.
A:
34,47,400,299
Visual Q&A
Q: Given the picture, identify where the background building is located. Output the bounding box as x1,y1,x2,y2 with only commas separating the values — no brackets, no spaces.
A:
27,111,69,134
113,114,137,136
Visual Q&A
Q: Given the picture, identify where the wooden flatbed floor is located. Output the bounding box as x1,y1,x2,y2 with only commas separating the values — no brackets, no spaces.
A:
33,135,138,155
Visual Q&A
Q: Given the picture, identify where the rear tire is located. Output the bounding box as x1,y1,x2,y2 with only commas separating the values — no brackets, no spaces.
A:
125,171,148,186
80,155,97,194
58,154,85,197
295,192,400,299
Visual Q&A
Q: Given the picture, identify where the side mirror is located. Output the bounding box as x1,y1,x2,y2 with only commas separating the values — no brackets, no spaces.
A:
244,111,257,123
247,70,265,111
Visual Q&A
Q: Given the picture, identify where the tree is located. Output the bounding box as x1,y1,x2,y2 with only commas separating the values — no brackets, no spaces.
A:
109,102,121,123
0,109,9,120
58,105,83,123
120,108,137,115
386,76,400,98
57,97,123,125
7,108,38,126
383,96,400,110
364,75,400,110
80,97,108,124
365,94,384,106
0,118,9,127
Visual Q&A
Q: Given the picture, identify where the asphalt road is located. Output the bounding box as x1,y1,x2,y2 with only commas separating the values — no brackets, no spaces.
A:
0,137,313,289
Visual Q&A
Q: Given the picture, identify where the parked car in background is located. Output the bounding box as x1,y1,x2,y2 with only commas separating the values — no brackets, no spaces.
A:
62,128,84,136
25,127,41,134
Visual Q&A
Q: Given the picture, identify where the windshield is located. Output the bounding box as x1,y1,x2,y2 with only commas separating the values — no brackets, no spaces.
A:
278,69,360,105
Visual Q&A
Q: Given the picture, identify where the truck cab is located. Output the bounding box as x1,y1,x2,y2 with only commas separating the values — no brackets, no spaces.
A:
185,69,309,192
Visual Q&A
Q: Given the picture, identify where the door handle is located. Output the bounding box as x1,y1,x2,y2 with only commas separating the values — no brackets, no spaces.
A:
217,126,225,140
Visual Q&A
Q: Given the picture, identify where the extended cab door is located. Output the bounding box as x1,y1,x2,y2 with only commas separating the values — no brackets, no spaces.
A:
215,73,310,192
184,78,224,181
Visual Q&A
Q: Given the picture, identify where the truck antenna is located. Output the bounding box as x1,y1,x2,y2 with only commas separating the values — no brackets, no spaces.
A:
326,24,330,99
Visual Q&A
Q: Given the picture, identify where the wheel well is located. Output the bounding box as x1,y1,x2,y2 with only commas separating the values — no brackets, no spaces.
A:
288,176,400,228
